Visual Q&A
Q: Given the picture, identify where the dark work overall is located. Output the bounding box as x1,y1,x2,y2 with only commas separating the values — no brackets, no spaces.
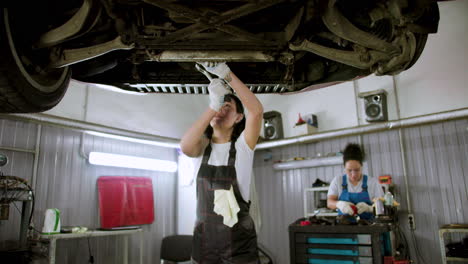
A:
192,141,259,264
338,174,374,220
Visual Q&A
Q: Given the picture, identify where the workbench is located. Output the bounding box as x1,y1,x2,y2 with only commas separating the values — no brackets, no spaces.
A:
289,220,392,264
40,228,143,264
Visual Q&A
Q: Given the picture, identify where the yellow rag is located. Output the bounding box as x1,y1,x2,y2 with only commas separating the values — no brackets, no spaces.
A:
213,185,240,227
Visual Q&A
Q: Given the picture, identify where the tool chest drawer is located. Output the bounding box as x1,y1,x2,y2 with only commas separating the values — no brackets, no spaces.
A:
295,254,373,264
296,244,373,257
295,233,372,245
289,219,391,264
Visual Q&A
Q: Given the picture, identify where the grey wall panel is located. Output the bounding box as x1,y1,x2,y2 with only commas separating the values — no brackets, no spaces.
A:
254,119,468,264
0,119,177,264
0,150,34,182
398,120,468,263
0,119,38,150
455,120,468,222
2,116,467,263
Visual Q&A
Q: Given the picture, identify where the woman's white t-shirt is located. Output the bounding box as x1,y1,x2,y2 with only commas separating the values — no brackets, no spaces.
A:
327,174,384,200
192,131,254,201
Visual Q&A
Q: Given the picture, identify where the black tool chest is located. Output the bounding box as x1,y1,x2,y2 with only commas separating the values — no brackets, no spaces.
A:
289,220,391,264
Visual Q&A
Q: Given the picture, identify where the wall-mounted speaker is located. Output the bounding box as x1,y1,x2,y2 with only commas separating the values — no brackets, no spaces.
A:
263,111,283,140
0,153,8,167
359,90,388,122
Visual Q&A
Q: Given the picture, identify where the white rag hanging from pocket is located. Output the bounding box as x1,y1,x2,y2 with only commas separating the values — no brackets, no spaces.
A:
213,185,240,227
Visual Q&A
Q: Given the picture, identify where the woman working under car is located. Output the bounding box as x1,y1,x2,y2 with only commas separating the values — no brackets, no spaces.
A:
327,143,384,222
180,62,263,264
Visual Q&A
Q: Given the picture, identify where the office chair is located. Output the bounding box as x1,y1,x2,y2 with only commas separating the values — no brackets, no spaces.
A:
160,235,273,264
258,244,274,264
160,235,193,264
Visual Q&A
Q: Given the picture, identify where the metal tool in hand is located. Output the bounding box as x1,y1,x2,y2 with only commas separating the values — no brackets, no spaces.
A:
195,63,215,81
195,63,232,93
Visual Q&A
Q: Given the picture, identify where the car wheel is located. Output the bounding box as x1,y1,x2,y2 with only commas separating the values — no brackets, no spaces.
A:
403,33,428,71
0,8,71,113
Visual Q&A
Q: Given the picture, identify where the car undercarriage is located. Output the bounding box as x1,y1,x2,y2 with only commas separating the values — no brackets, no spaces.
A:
0,0,439,112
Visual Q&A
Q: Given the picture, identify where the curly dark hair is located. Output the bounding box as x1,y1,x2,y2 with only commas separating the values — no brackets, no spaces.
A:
204,94,245,142
343,143,365,165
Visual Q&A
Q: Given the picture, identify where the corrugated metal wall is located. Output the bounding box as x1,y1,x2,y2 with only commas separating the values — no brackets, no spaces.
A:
0,118,177,263
2,116,467,263
254,118,468,264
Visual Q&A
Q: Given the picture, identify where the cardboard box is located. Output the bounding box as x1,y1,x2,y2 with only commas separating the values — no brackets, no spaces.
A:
292,114,318,136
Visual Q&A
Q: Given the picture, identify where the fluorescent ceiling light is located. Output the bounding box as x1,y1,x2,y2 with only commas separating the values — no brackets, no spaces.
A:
86,131,179,149
89,152,177,172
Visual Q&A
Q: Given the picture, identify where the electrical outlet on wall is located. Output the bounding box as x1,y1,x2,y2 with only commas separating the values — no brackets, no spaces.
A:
408,214,416,230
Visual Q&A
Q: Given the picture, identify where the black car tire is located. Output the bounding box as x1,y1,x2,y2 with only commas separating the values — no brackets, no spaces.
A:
404,33,428,71
0,8,71,113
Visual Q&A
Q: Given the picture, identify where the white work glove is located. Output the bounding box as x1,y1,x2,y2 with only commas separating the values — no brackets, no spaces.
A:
336,201,356,215
208,79,231,111
198,62,231,80
356,202,373,214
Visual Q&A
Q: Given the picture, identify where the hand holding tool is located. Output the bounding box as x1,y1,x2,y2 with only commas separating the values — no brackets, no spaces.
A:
356,202,373,214
208,79,231,111
195,63,215,81
197,62,231,80
336,201,356,215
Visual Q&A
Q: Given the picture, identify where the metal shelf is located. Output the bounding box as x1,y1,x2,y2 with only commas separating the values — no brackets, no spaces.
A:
40,228,142,240
303,186,337,218
439,226,468,264
305,186,329,192
39,228,143,264
273,156,342,170
446,257,468,262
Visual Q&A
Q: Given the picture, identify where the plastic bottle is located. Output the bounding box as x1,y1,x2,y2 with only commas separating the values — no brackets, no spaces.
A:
384,191,394,206
375,199,384,215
